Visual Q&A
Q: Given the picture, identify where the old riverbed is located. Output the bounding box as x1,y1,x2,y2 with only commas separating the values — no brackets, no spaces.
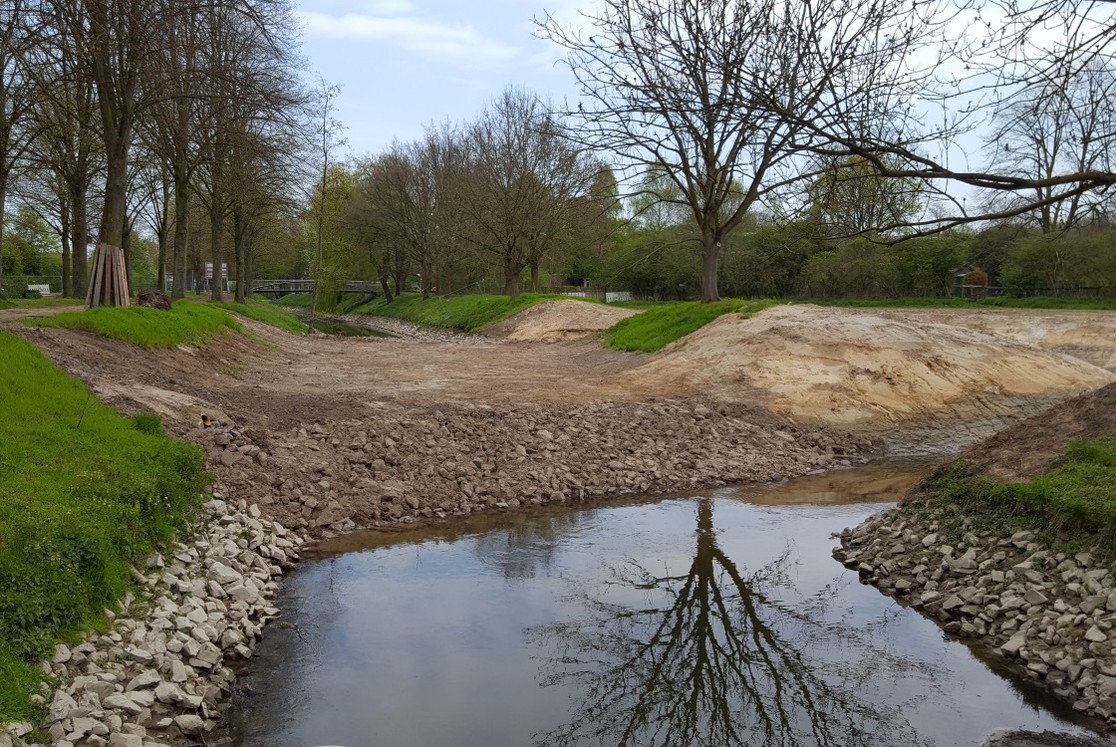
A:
215,461,1102,747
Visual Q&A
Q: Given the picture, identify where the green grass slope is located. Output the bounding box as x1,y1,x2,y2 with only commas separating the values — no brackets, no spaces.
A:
344,293,594,333
0,332,208,720
26,301,243,347
211,300,307,334
922,434,1116,557
605,299,776,352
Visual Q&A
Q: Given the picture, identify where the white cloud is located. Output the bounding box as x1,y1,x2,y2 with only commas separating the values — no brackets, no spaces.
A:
359,0,414,13
298,10,520,63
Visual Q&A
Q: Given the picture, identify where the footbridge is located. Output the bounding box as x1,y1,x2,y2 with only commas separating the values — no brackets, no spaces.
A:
250,279,378,299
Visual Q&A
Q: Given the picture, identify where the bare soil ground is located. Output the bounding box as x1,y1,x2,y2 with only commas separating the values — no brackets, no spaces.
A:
484,299,640,341
9,302,1116,536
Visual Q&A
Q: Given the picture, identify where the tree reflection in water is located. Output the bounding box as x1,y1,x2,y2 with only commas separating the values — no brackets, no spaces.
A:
472,511,587,580
531,498,936,747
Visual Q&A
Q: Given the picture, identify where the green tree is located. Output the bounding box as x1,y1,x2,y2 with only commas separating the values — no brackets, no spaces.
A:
804,156,923,239
3,205,61,277
303,164,359,312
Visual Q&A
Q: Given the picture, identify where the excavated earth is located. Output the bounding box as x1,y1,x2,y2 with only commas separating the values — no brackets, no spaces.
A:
7,301,1116,537
8,301,1116,746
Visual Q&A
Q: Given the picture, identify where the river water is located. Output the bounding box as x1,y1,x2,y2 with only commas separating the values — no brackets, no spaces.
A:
220,461,1099,747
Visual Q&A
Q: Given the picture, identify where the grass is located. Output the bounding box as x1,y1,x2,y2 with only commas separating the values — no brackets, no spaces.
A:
920,434,1116,558
273,293,313,309
0,297,82,309
343,293,595,333
605,299,777,352
25,301,243,348
0,332,208,720
210,300,308,335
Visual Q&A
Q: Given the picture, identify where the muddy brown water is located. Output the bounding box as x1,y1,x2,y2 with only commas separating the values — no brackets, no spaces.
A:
218,462,1102,747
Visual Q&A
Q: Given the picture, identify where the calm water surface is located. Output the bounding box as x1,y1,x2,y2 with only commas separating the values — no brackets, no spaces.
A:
222,462,1099,747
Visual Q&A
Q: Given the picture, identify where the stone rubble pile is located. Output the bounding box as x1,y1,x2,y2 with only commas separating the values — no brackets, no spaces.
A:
199,399,880,536
2,498,306,747
834,503,1116,729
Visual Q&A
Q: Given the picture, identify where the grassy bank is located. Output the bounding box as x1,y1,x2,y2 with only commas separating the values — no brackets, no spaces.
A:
0,332,208,721
210,300,307,335
919,434,1116,557
299,292,593,333
605,299,776,352
26,301,243,347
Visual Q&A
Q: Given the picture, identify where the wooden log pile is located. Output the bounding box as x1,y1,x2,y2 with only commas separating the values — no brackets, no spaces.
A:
85,243,131,307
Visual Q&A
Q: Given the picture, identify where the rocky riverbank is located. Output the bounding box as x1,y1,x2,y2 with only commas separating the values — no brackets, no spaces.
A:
195,399,881,539
1,499,306,747
834,501,1116,733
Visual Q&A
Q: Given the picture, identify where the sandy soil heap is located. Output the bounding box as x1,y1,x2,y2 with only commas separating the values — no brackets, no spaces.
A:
878,308,1116,372
484,299,641,342
621,305,1115,437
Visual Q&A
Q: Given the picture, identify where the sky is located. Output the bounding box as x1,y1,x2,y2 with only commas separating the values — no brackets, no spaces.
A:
293,0,589,159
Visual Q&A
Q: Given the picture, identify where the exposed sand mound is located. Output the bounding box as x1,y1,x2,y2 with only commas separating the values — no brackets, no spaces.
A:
619,305,1115,433
485,300,640,342
876,308,1116,372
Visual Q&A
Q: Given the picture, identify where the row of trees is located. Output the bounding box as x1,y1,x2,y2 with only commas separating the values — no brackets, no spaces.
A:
599,215,1116,301
4,0,1116,304
0,0,313,304
532,0,1116,301
298,0,1116,305
287,87,619,306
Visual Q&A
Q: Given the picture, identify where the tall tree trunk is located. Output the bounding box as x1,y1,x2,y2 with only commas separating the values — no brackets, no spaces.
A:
503,261,522,299
378,248,394,303
0,179,7,293
71,192,88,297
121,218,132,287
157,178,170,291
87,130,131,307
700,231,721,303
61,203,72,297
530,260,540,292
172,180,189,299
233,213,247,302
210,183,224,301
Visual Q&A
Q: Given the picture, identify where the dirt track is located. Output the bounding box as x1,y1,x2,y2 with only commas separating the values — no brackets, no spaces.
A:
9,302,1116,534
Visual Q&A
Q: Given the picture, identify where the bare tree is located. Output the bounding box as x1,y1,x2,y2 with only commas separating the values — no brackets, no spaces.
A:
532,499,932,747
304,77,346,312
49,0,161,306
982,59,1116,232
0,0,43,294
772,0,1116,235
458,87,597,299
139,0,206,298
539,0,935,301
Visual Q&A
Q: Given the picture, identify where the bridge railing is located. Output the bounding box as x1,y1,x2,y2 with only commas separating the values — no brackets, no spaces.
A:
250,279,378,297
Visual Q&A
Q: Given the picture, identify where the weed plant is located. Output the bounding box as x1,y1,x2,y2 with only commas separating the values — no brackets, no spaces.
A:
0,333,207,720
